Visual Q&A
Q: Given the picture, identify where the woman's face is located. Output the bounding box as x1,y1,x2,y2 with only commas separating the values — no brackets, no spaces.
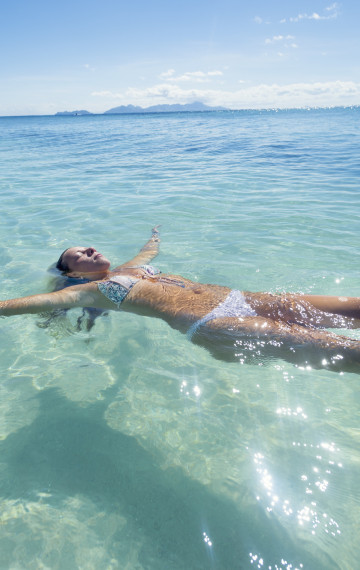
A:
62,246,111,276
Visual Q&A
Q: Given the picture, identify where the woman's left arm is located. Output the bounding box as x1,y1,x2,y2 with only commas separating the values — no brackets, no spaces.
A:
113,226,160,270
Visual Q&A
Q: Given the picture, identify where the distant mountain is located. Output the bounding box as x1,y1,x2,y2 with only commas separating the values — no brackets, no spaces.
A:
55,110,93,116
104,104,144,114
55,102,228,117
104,101,228,114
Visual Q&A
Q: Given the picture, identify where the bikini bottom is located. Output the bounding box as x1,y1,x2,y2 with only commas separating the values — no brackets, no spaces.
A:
187,289,257,339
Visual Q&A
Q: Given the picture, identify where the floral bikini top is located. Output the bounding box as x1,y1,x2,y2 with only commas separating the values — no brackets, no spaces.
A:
98,264,160,307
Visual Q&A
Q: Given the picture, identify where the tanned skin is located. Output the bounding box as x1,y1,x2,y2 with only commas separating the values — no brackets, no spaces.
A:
2,229,360,371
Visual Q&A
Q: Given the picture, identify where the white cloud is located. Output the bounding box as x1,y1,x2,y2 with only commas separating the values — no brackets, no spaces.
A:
254,15,271,24
91,80,360,110
92,90,122,98
265,35,298,52
290,12,320,22
158,70,223,83
265,35,283,44
265,35,295,44
159,69,175,79
326,2,338,11
283,2,339,23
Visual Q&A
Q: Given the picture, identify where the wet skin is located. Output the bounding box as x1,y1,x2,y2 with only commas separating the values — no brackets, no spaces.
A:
1,231,360,371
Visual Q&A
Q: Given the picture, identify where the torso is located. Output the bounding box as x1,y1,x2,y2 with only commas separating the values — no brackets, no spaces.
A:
89,266,312,331
94,266,231,332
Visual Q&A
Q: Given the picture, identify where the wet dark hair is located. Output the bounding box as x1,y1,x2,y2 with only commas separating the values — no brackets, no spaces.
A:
37,251,108,335
56,248,70,273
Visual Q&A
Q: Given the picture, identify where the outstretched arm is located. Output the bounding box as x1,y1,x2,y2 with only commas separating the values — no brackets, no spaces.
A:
114,226,161,269
0,283,101,317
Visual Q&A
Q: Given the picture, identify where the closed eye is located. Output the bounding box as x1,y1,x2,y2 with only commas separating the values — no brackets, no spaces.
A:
74,250,86,260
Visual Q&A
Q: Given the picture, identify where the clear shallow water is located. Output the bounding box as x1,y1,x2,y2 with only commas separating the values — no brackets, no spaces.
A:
0,108,360,569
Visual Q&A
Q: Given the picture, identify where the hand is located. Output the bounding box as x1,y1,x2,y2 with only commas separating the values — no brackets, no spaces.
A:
151,225,161,241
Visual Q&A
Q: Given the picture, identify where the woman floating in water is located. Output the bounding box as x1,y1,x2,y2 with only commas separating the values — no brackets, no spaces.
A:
1,228,360,371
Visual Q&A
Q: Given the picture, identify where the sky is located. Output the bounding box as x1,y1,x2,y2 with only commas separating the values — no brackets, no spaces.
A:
1,0,360,115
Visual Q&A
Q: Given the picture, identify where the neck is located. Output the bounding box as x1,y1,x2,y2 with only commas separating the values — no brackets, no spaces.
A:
68,269,110,281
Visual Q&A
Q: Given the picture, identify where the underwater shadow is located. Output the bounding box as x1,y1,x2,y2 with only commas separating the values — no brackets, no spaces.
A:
0,387,337,569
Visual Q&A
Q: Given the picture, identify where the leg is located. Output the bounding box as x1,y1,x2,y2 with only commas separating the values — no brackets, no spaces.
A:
191,316,360,372
301,294,360,321
244,292,360,329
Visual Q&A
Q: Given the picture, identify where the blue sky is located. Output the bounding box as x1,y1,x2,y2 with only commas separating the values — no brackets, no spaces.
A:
2,0,360,115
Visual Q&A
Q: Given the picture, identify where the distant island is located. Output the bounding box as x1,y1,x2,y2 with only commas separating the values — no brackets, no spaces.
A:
104,101,227,114
55,110,93,116
56,102,228,116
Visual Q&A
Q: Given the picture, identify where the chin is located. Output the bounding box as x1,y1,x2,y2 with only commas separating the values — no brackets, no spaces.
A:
100,260,111,271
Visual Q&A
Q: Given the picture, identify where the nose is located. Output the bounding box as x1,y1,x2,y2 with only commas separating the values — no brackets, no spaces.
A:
86,247,96,256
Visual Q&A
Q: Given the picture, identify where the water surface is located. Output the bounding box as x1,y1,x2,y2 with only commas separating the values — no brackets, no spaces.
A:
0,108,360,569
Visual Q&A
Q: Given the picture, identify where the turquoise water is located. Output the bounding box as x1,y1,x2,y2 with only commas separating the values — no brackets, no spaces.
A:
0,108,360,569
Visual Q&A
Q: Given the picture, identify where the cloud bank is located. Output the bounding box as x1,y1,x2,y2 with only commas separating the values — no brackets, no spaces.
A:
92,80,360,110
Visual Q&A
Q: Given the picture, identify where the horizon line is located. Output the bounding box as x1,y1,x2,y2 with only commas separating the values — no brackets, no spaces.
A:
1,103,360,119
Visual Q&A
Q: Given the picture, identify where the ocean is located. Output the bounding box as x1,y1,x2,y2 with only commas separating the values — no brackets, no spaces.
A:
0,108,359,569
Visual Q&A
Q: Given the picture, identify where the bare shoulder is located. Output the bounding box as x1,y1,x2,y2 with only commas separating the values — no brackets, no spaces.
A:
59,281,103,306
58,281,118,310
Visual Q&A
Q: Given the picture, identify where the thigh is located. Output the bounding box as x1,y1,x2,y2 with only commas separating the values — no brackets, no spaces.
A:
247,292,359,329
301,294,360,323
191,315,360,372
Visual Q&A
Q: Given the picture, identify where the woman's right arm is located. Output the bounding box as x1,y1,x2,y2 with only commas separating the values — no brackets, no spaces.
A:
0,283,103,317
